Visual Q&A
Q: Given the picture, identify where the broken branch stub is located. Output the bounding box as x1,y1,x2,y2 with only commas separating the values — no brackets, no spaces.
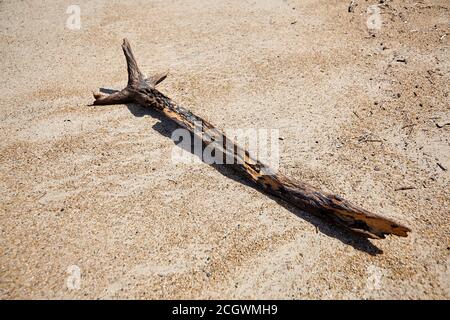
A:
92,38,411,240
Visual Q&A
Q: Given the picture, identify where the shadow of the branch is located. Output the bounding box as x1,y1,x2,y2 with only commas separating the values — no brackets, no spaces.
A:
124,102,383,256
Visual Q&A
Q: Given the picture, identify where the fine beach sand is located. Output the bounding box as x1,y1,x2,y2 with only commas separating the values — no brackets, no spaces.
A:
0,0,449,299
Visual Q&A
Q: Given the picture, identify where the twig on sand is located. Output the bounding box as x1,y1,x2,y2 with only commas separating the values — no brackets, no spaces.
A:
435,122,450,129
91,39,411,240
395,187,416,191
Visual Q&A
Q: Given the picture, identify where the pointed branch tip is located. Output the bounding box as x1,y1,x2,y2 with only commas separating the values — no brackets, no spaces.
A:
92,89,131,105
146,71,169,87
121,38,143,87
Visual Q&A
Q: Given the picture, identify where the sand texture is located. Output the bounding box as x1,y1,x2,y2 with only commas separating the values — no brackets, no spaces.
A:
0,0,449,299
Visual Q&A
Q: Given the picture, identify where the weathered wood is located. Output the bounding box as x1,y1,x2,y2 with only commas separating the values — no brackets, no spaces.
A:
93,38,411,239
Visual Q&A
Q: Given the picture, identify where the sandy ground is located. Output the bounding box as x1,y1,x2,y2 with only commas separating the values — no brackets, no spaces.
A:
0,0,449,299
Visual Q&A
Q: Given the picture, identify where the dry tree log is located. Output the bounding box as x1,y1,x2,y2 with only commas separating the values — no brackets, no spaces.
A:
93,39,411,239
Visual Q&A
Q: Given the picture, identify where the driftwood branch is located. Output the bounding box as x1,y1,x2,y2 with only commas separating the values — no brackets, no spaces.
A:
92,39,411,240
